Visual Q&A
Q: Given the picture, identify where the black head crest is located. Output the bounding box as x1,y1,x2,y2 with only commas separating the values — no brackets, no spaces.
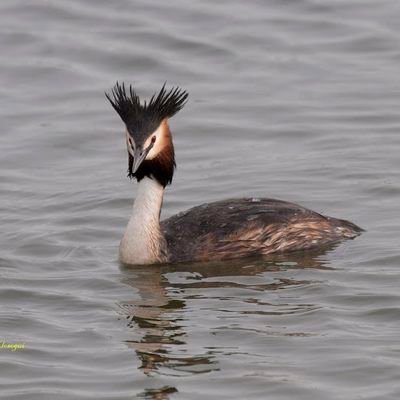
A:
106,82,186,187
105,82,188,133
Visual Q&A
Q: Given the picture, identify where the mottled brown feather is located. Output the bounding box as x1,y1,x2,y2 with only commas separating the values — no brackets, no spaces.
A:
161,198,363,263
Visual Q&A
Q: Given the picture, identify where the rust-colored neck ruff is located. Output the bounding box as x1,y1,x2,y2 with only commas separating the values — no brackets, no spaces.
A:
133,121,176,187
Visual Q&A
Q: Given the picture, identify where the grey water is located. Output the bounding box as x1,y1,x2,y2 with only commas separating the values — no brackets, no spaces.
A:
1,0,400,399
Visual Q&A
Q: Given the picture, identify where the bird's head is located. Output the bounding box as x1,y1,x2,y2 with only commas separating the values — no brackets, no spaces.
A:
106,82,188,187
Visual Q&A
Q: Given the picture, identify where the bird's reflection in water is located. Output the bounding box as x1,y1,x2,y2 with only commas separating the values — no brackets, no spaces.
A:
118,248,334,398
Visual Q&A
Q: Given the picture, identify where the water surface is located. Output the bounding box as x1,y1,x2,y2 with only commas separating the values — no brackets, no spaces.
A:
1,0,400,399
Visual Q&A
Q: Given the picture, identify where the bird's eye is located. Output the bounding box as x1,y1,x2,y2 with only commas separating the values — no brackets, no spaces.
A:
151,136,156,144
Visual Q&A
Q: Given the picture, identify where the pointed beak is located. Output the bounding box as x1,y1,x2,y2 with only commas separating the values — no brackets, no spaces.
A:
132,147,147,174
131,141,155,175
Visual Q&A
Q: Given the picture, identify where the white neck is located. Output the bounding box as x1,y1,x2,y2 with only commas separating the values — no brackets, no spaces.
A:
119,177,166,265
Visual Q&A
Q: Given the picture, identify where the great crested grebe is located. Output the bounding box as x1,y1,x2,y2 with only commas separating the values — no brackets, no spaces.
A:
106,83,363,265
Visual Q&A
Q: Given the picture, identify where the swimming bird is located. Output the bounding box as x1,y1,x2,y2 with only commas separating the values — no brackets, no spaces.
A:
106,83,363,265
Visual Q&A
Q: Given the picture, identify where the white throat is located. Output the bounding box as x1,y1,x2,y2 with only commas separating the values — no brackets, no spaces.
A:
119,177,166,265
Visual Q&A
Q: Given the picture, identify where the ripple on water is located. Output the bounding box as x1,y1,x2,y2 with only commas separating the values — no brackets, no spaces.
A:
1,0,400,399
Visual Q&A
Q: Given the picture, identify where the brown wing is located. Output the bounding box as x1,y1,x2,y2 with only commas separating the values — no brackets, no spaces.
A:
161,198,362,263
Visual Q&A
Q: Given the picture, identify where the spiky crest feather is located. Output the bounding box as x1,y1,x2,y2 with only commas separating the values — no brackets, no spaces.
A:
105,82,188,135
106,82,187,187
